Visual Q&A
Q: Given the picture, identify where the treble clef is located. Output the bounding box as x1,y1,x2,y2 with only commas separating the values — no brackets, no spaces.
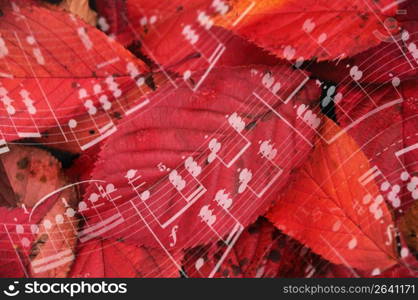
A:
169,225,179,247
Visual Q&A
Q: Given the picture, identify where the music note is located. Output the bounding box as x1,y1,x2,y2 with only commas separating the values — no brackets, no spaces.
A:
350,65,363,81
238,168,252,194
214,189,233,210
321,85,336,107
77,26,93,51
157,162,170,172
237,140,283,198
301,17,330,57
184,157,202,177
199,205,216,226
169,170,186,192
296,104,321,130
262,72,281,95
195,257,205,271
204,113,251,168
374,7,411,43
406,174,418,201
360,193,385,220
207,138,221,163
126,169,151,201
25,35,45,65
170,160,206,203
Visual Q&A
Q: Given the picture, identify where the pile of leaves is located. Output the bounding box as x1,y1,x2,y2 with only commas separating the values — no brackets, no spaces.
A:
0,0,418,278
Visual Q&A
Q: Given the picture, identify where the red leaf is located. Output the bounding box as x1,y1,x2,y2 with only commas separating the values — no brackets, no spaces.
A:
78,65,320,277
267,117,398,272
125,0,281,76
69,238,181,278
216,0,398,61
0,1,149,145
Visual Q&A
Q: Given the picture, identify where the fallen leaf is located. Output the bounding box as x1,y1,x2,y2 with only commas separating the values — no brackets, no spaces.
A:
267,117,398,271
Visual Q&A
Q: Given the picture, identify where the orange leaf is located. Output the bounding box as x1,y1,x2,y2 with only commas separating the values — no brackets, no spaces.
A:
217,0,398,61
267,117,398,272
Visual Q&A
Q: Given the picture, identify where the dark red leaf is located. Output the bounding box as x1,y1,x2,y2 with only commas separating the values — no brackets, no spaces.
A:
78,65,320,277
